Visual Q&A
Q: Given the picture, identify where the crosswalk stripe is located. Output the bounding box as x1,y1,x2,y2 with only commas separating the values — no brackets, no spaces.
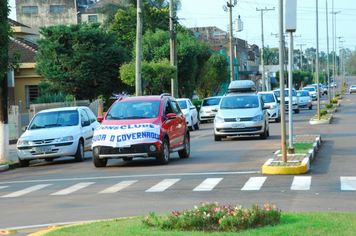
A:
99,180,138,193
241,177,266,191
291,176,311,190
193,178,223,191
340,177,356,190
0,186,9,190
1,184,52,198
145,179,180,192
50,182,95,195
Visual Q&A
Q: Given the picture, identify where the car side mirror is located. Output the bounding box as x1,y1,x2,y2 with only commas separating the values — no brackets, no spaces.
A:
22,126,27,132
166,113,177,119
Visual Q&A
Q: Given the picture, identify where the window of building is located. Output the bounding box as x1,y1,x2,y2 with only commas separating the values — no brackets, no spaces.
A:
50,5,66,13
22,6,38,14
88,15,98,22
25,85,39,108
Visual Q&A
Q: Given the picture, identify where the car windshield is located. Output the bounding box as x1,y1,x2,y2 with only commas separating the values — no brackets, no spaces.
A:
303,87,315,91
106,101,161,120
297,91,309,97
202,97,221,106
29,110,79,130
261,94,275,103
177,100,187,109
274,90,296,97
220,96,259,109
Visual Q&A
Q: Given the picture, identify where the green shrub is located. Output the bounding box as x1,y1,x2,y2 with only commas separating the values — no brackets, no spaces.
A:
335,93,340,97
331,99,337,104
32,92,73,104
325,104,333,109
192,100,202,114
320,108,327,116
142,202,281,233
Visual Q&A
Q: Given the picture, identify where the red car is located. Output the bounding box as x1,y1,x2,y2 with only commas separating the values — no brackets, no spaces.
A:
91,93,190,167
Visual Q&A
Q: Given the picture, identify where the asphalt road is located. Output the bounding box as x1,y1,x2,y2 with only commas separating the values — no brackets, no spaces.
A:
1,77,356,234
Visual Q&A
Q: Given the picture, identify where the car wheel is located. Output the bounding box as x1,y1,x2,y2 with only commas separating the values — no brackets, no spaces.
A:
214,133,222,141
309,105,312,110
178,134,190,159
93,155,107,167
275,115,281,123
156,138,170,165
260,126,267,139
194,119,200,130
123,157,133,161
74,139,84,162
18,157,29,167
294,109,300,114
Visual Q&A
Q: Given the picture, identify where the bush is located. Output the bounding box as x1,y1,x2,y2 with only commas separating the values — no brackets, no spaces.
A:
320,108,327,116
335,93,340,97
192,100,202,114
325,104,333,109
331,99,337,104
142,202,281,233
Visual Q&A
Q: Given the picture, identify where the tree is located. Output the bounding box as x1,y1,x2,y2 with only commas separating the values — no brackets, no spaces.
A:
0,1,10,79
110,3,170,54
99,1,129,30
196,53,229,98
35,22,129,100
345,50,356,75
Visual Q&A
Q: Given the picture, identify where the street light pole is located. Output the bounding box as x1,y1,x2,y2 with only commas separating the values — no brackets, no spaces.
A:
326,0,331,103
256,7,275,91
316,0,320,120
296,44,306,71
228,0,235,82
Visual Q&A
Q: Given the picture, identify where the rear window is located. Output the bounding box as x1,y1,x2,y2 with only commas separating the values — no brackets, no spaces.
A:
303,87,315,91
297,91,309,97
261,94,275,103
202,97,221,106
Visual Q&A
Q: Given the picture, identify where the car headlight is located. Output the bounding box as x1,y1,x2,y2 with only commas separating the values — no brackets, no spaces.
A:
269,105,275,109
308,99,311,102
55,136,74,142
17,139,31,146
252,115,263,122
215,115,225,123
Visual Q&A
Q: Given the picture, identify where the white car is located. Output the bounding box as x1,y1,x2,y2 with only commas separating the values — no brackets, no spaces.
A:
260,91,281,122
17,106,100,167
303,86,317,100
199,96,222,123
297,90,312,110
273,88,299,113
177,98,199,131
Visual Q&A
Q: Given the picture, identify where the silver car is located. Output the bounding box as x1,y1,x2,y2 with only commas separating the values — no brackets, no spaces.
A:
297,90,312,110
199,96,222,123
260,91,281,122
214,93,269,141
350,85,356,94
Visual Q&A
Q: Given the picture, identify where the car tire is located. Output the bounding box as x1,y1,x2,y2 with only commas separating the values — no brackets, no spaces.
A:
123,157,133,161
214,133,222,141
74,139,84,162
309,105,312,110
294,109,300,114
194,119,200,130
260,126,267,139
93,156,107,167
18,157,29,167
178,134,190,159
156,138,170,165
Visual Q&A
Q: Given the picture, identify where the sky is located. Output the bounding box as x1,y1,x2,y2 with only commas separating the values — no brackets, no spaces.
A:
8,0,356,54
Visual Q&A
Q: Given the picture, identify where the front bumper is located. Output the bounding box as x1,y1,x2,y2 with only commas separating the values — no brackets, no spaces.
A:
17,140,79,160
267,107,279,119
92,143,161,159
214,119,265,136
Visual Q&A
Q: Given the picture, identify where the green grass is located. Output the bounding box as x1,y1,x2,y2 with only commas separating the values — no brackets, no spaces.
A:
278,142,313,154
0,161,14,166
43,212,356,236
311,114,331,120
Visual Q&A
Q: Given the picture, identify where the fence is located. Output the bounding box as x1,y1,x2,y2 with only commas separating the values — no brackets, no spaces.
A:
8,99,103,141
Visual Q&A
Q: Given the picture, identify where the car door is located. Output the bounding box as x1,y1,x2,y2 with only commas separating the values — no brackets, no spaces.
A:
79,109,92,151
170,100,186,147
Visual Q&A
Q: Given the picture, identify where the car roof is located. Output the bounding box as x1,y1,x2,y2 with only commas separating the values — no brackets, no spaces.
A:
37,106,83,113
203,96,222,100
114,95,172,103
259,91,274,94
176,98,190,101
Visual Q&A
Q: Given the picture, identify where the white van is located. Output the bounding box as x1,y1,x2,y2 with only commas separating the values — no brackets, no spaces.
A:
213,80,270,141
273,88,299,114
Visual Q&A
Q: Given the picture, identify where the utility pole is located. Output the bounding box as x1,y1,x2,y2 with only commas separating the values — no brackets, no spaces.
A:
316,0,320,120
331,5,340,98
226,0,236,82
135,0,142,96
170,0,178,97
256,7,275,91
296,44,306,70
326,0,331,103
336,36,343,78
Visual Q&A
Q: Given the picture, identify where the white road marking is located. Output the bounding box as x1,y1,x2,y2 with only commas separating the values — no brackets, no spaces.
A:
241,177,267,190
1,184,52,198
50,182,95,195
0,171,261,185
0,186,9,190
341,177,356,190
145,179,180,192
193,178,223,191
347,99,350,101
291,176,311,190
99,180,137,193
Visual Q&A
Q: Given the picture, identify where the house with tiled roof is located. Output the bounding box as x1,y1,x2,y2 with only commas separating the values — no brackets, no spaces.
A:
8,19,45,113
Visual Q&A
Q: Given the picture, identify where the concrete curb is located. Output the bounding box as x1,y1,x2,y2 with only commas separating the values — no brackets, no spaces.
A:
262,135,321,175
0,162,19,173
309,114,333,125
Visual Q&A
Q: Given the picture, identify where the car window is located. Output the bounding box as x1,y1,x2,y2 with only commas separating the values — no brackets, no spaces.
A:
178,100,188,109
170,101,181,114
220,96,258,109
106,101,161,119
28,110,78,130
261,94,275,103
202,97,221,106
84,108,97,123
188,99,194,107
80,110,90,126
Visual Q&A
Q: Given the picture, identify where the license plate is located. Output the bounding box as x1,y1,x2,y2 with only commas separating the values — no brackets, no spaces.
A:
232,123,245,128
35,146,52,153
120,144,131,148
